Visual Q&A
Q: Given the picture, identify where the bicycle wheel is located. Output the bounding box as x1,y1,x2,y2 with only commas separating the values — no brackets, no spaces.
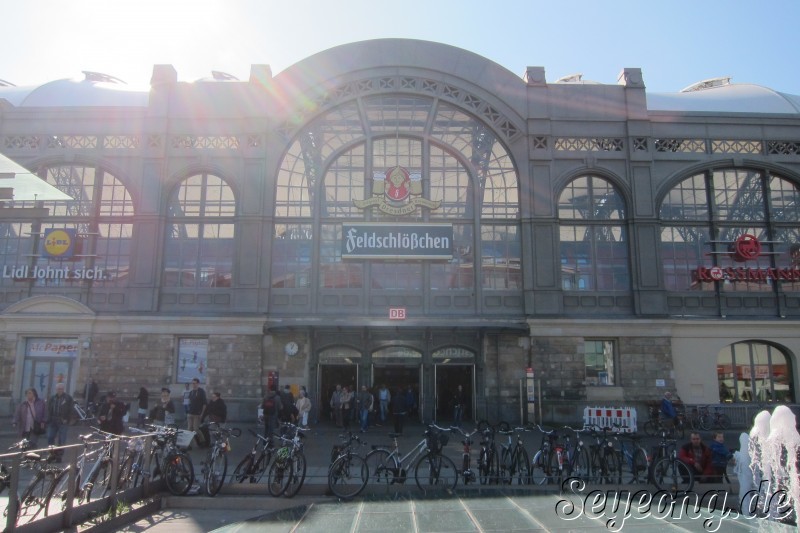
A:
15,473,50,524
529,450,550,485
716,413,731,430
205,450,227,497
231,455,255,483
283,452,306,498
698,413,711,431
652,457,693,495
601,450,621,484
267,459,292,497
164,453,195,496
643,420,659,437
328,453,368,500
414,453,458,491
85,460,111,502
495,421,511,433
498,448,511,484
511,447,530,485
568,447,591,482
623,447,649,484
364,449,396,486
548,449,565,488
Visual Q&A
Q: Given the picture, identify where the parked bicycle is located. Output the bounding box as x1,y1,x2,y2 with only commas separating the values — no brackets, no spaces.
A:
52,430,117,512
450,426,479,485
327,431,369,499
611,429,650,484
365,423,458,492
3,441,62,526
649,431,694,495
697,406,731,430
497,426,530,485
476,426,499,485
72,402,99,425
267,423,308,498
231,429,275,484
586,426,620,484
529,425,560,486
200,422,241,496
143,424,195,495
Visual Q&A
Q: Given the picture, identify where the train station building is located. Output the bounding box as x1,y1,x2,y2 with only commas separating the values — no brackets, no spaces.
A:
0,39,798,422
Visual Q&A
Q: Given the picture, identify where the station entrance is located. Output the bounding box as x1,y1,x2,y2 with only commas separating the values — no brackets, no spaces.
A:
317,363,358,422
372,364,422,421
434,363,474,423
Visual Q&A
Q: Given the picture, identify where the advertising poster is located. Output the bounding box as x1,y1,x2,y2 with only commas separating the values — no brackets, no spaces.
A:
177,338,208,384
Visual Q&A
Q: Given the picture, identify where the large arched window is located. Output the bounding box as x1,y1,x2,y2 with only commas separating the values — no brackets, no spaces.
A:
273,94,520,292
0,164,134,287
660,168,800,292
558,175,629,291
164,173,235,288
717,341,794,403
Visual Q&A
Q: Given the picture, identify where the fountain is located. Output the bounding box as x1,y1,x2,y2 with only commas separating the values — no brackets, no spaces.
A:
744,406,799,525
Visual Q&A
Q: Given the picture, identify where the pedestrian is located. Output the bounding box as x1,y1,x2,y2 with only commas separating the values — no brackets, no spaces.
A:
135,386,149,428
46,382,74,459
453,384,466,427
341,385,354,430
280,385,296,423
86,378,99,407
660,391,678,429
391,386,408,435
187,378,208,446
330,384,343,428
296,390,311,428
261,386,283,437
678,432,714,483
710,432,734,482
150,388,176,426
13,388,46,448
98,391,127,435
358,384,373,433
182,383,191,418
377,384,391,425
204,392,227,424
404,386,417,417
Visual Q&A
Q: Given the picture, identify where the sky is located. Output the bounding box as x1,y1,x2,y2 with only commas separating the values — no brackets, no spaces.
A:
3,0,800,94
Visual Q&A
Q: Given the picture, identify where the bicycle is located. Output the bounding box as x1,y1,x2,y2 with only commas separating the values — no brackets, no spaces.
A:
476,426,499,485
476,419,511,434
611,429,650,484
585,426,621,484
200,422,241,496
450,426,479,485
142,424,195,495
561,426,592,482
529,425,565,486
650,432,694,495
365,423,458,492
72,402,99,425
3,442,63,526
231,429,274,484
497,426,530,485
697,406,731,430
51,430,117,512
327,431,369,499
267,423,308,498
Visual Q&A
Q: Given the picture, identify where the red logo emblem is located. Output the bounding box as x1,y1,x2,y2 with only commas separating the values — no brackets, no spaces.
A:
385,167,411,201
731,234,762,262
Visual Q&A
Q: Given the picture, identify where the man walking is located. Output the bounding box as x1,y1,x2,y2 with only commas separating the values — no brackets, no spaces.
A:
358,385,374,433
377,384,391,426
187,378,207,446
47,382,74,460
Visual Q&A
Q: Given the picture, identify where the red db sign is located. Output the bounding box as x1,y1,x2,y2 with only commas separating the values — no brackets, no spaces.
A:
389,308,406,320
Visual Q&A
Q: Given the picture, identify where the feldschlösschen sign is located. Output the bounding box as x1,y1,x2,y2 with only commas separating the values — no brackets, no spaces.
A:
342,223,453,259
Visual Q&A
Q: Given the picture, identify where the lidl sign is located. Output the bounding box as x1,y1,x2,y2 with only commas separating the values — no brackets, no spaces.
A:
42,228,76,259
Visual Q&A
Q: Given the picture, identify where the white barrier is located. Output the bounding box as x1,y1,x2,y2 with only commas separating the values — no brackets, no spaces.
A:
583,406,638,433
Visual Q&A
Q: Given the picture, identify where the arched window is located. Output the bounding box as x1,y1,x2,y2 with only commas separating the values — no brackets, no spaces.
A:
0,164,134,287
273,94,520,292
164,173,235,288
558,175,629,290
717,341,794,403
660,168,800,292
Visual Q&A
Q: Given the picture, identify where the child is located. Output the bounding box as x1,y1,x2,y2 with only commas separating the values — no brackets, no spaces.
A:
710,432,734,482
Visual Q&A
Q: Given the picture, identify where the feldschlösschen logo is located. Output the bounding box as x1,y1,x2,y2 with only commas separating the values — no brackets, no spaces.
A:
353,166,441,216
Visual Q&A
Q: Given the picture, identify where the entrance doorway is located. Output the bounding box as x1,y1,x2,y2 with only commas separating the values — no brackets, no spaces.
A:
21,358,74,400
318,364,357,422
435,364,474,422
372,365,421,421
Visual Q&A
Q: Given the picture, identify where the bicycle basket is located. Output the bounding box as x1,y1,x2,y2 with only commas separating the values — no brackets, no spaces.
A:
427,432,449,453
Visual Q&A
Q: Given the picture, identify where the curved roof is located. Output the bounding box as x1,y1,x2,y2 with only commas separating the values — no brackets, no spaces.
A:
647,83,800,114
0,77,149,107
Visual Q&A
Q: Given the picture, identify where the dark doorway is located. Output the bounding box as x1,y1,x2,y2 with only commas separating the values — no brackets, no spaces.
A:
318,364,357,422
372,365,421,420
435,364,474,422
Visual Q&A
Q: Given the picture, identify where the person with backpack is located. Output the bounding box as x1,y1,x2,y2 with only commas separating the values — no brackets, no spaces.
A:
261,386,282,437
279,385,296,423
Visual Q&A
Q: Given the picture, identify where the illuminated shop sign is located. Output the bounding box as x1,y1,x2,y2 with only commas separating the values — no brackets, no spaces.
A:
342,223,453,259
693,234,800,282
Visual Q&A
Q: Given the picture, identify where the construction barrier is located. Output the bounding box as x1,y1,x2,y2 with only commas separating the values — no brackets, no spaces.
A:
583,406,638,433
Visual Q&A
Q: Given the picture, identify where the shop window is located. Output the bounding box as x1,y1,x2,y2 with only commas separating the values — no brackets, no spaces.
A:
585,340,616,386
717,341,794,403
